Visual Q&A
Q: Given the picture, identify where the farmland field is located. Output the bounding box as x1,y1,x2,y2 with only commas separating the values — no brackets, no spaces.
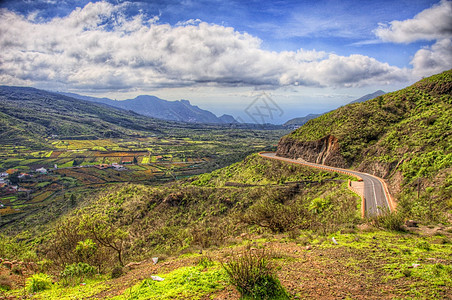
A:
0,129,286,233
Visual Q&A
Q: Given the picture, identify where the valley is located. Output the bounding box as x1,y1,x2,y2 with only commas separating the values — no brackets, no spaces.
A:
0,70,451,299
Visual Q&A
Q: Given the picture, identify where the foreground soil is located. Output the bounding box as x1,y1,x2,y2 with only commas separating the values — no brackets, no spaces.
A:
2,226,451,299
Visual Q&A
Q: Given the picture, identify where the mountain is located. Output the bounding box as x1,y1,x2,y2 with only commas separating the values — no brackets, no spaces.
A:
283,113,322,129
283,90,386,129
60,92,237,124
218,114,238,123
0,86,281,148
276,70,452,222
347,90,386,104
0,86,170,147
1,86,233,147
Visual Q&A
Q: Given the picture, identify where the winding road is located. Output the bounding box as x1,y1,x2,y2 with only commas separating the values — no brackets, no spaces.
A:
259,152,394,217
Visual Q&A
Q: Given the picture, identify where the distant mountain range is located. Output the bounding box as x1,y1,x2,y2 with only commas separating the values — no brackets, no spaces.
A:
283,90,386,129
0,86,282,147
60,92,237,124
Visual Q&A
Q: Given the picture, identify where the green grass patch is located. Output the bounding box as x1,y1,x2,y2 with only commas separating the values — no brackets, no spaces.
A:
8,277,108,300
59,161,74,168
114,265,227,300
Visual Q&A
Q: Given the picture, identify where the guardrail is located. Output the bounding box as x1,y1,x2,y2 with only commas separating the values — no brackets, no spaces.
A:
258,152,395,218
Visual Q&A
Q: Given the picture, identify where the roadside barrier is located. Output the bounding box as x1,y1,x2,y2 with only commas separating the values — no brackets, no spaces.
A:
258,152,394,218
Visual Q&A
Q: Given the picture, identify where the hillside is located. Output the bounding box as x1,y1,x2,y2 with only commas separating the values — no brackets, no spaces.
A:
283,90,386,129
277,70,452,222
0,86,169,147
2,154,451,299
0,86,269,149
60,92,238,124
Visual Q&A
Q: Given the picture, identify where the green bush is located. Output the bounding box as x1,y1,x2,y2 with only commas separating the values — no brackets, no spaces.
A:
371,209,405,231
223,250,289,300
242,199,304,233
61,262,97,278
25,273,52,293
60,262,97,286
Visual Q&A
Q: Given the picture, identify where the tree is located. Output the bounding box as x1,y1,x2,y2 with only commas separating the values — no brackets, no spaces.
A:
78,213,127,266
8,171,20,185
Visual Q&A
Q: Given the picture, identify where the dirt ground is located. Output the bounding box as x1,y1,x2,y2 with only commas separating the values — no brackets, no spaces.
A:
1,226,451,299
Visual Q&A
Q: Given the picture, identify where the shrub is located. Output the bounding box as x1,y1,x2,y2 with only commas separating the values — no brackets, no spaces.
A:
197,256,214,269
25,273,52,293
371,209,405,231
75,239,97,262
61,262,96,279
110,266,123,279
242,199,304,233
223,249,289,300
0,275,12,291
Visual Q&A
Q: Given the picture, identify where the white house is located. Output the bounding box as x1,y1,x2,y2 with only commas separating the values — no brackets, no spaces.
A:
36,167,48,174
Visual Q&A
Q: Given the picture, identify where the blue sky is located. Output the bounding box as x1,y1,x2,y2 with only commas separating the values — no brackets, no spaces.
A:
1,0,451,123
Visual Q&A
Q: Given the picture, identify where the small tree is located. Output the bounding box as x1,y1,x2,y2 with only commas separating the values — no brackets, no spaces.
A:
78,214,127,266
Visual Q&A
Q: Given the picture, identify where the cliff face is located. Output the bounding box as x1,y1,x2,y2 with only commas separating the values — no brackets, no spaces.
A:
276,135,348,168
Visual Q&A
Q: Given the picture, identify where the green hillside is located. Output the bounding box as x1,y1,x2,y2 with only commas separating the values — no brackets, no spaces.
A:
0,86,177,147
278,70,452,222
2,154,451,299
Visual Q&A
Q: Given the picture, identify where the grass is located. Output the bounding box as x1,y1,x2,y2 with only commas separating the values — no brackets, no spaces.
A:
114,265,228,300
280,69,452,223
223,249,289,299
7,277,108,300
315,230,452,298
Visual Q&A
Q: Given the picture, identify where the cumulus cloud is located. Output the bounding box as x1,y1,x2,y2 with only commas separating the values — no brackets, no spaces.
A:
0,1,410,91
411,38,452,77
375,0,452,43
374,0,452,78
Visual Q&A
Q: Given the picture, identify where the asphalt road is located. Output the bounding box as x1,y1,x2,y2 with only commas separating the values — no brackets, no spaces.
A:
259,152,391,216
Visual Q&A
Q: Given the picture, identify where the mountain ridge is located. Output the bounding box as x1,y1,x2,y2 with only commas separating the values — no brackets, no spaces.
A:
59,92,238,124
283,90,386,129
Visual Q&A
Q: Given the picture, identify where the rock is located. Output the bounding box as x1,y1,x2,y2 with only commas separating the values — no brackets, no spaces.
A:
2,261,12,269
151,275,164,281
125,262,142,269
276,135,348,168
405,220,418,227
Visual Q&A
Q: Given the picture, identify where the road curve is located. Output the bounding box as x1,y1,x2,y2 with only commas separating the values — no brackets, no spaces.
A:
258,152,394,217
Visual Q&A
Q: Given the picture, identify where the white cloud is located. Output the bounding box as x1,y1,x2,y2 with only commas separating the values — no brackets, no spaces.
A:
411,38,452,77
373,0,452,78
0,1,412,91
375,0,452,43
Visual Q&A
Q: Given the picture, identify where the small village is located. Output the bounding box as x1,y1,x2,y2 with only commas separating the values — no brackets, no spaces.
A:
0,163,131,208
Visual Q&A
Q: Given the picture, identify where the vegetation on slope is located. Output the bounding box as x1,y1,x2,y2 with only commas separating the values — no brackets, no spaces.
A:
279,70,452,223
1,154,451,299
34,154,358,270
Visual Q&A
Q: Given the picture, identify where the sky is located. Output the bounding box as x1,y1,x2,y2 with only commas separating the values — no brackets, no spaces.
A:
0,0,451,124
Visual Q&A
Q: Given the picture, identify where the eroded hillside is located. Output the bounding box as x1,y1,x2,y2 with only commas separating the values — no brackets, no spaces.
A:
277,70,452,222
